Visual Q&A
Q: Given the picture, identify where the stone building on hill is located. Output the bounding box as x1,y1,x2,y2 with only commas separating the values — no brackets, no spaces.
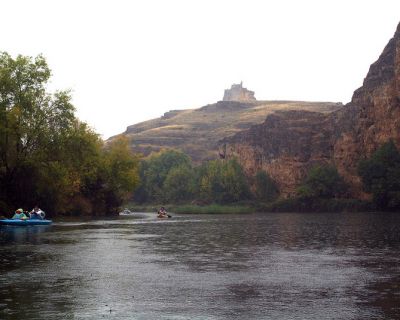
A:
223,82,256,102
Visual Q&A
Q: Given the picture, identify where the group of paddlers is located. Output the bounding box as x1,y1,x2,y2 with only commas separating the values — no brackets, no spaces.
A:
11,206,45,220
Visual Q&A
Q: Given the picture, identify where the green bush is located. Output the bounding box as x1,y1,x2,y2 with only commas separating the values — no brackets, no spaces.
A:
358,140,400,210
298,164,347,198
254,170,279,202
197,159,251,204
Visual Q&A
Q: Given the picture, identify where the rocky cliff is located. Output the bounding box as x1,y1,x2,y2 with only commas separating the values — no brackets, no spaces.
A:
333,21,400,197
220,110,337,196
222,22,400,197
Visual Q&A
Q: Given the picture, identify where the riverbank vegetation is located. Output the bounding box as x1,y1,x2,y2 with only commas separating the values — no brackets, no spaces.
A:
133,150,251,205
1,52,398,217
0,53,140,216
358,140,400,211
128,203,253,214
130,145,399,214
257,141,400,213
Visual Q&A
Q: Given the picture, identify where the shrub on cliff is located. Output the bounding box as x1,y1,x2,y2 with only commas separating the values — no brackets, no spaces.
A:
297,165,347,199
254,170,279,202
358,140,400,210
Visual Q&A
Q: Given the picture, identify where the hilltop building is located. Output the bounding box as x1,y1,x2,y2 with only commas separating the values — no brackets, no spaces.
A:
222,82,256,102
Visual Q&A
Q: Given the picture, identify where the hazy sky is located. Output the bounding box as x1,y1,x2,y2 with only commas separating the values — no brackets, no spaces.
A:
2,0,400,138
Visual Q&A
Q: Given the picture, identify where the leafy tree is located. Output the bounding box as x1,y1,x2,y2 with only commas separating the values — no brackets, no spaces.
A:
163,164,194,202
254,170,279,202
132,161,150,204
134,153,251,205
198,159,250,203
358,140,400,210
81,136,140,215
0,52,75,211
0,52,141,215
139,149,191,202
298,164,346,199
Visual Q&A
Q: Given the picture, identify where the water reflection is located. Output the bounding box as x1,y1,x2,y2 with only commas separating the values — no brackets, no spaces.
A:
0,212,400,319
0,225,51,244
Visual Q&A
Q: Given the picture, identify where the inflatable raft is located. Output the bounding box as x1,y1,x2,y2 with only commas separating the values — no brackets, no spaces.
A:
0,219,52,226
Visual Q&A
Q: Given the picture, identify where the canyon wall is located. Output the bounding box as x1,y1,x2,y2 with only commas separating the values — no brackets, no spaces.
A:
222,22,400,197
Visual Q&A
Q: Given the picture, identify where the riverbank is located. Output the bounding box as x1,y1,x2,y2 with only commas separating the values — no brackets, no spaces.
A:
258,198,372,213
127,198,373,214
127,203,254,214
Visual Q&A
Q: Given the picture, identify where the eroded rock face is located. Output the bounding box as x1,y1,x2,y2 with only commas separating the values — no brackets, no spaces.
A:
222,22,400,197
221,110,336,196
333,22,400,197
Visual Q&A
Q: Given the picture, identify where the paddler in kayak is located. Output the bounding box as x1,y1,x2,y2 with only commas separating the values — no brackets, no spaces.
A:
29,206,45,220
12,208,28,220
157,207,169,218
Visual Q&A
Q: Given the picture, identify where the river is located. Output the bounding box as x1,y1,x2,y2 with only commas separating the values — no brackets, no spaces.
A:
1,212,400,319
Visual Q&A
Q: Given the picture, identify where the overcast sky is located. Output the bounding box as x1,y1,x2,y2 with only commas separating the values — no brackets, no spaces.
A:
2,0,400,139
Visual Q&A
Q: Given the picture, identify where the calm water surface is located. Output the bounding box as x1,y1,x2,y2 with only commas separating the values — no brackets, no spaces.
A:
1,212,400,319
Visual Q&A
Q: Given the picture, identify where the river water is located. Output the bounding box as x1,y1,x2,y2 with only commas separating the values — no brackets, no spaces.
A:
1,212,400,320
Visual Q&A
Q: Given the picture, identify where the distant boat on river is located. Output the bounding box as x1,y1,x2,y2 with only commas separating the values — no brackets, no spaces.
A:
118,209,136,216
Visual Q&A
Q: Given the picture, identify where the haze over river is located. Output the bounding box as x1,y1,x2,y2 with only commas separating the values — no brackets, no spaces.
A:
1,212,400,319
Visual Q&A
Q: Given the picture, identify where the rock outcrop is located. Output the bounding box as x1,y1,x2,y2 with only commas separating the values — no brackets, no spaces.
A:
333,21,400,197
223,82,256,102
222,22,400,197
220,110,337,196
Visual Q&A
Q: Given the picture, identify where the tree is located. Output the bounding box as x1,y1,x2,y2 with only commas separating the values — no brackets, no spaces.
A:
163,164,194,202
82,136,140,215
298,164,346,199
198,159,250,203
0,52,75,211
0,52,141,215
254,170,279,202
139,150,191,202
358,140,400,210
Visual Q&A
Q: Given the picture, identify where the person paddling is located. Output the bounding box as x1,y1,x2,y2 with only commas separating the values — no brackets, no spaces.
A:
157,207,171,218
29,206,45,220
12,208,28,220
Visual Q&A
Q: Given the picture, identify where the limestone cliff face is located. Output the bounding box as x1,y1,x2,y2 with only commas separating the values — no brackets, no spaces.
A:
222,22,400,197
333,22,400,196
221,111,337,196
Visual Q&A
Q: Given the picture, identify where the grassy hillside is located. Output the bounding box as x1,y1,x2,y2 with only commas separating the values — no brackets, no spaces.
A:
115,100,342,162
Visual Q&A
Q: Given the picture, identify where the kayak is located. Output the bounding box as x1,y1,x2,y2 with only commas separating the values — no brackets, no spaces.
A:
119,209,135,216
0,219,52,226
157,214,171,219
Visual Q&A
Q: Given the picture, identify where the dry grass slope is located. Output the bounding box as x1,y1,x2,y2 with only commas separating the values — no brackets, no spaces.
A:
117,100,343,162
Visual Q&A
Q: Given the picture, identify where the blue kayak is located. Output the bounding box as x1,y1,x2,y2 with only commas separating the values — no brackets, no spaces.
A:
0,219,52,226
